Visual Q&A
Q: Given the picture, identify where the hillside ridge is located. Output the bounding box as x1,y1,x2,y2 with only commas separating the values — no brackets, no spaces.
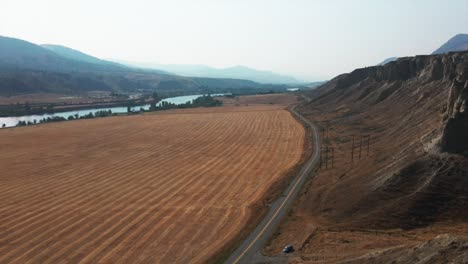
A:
300,50,467,228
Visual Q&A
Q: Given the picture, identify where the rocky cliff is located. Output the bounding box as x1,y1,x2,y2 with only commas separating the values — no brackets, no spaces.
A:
309,51,468,155
298,51,468,229
440,54,468,154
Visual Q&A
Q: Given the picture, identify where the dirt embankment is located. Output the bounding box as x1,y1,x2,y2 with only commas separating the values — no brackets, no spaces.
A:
266,51,468,263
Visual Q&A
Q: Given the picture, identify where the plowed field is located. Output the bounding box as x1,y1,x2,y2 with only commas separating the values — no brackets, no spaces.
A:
0,105,304,263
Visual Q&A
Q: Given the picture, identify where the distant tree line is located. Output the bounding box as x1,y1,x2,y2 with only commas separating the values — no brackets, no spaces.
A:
127,94,222,114
12,94,223,128
16,110,113,127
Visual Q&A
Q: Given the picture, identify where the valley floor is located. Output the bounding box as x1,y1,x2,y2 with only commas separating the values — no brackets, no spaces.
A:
0,95,304,263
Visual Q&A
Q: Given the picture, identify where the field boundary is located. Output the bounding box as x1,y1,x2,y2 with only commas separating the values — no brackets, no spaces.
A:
222,105,321,263
208,106,313,264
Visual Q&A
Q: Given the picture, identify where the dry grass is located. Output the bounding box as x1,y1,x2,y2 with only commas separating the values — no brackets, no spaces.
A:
0,104,304,263
221,94,299,106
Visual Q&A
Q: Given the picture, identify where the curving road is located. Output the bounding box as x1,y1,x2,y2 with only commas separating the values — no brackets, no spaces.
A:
225,106,321,264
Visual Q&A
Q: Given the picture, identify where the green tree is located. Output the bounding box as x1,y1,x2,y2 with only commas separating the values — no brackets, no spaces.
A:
46,104,54,113
24,102,32,114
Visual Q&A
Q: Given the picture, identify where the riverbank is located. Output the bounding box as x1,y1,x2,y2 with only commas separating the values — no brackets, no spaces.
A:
0,94,225,128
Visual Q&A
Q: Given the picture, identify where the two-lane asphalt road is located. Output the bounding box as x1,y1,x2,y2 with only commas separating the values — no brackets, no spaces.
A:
225,106,321,264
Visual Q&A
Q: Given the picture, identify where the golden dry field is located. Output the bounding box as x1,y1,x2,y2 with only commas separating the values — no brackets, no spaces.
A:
0,104,304,263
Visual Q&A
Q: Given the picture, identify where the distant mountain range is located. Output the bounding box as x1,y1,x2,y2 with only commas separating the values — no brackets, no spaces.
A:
432,34,468,55
377,33,468,66
0,36,289,97
112,60,301,84
41,44,130,69
0,36,136,74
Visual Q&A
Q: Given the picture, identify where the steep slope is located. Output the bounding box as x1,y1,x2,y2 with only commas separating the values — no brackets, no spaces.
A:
302,51,468,227
432,34,468,55
264,51,468,263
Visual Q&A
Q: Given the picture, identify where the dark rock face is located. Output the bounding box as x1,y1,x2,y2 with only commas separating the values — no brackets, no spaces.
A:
441,67,468,154
442,112,468,154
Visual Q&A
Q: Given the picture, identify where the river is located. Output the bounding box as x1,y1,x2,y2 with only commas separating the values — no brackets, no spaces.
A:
0,94,226,128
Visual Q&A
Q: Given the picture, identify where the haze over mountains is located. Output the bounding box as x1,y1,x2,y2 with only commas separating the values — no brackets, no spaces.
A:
0,37,156,75
0,36,290,97
113,60,301,84
41,44,135,70
1,33,466,97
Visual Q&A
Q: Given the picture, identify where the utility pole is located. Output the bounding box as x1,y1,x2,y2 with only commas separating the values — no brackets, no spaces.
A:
359,135,363,160
326,123,329,141
319,147,323,169
320,146,335,170
367,135,370,156
325,145,329,169
351,135,355,162
322,127,325,143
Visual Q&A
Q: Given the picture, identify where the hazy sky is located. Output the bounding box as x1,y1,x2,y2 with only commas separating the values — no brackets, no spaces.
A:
1,0,467,80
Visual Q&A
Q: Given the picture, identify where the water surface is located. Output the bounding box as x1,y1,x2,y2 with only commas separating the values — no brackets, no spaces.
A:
0,94,226,128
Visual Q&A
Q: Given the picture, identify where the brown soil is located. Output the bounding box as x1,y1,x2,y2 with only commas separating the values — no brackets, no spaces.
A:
221,94,299,106
343,232,468,264
266,52,468,263
0,103,304,263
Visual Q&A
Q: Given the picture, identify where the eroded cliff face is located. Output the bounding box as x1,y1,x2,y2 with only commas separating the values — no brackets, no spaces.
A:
440,55,468,154
298,51,468,229
266,51,468,264
309,51,468,155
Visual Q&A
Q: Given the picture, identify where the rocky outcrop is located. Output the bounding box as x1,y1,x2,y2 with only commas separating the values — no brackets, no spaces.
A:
440,55,468,154
309,51,468,155
299,51,468,230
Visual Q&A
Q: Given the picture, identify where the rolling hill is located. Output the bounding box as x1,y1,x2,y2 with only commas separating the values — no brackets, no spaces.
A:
113,60,301,84
0,36,284,97
41,44,124,67
0,36,133,73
